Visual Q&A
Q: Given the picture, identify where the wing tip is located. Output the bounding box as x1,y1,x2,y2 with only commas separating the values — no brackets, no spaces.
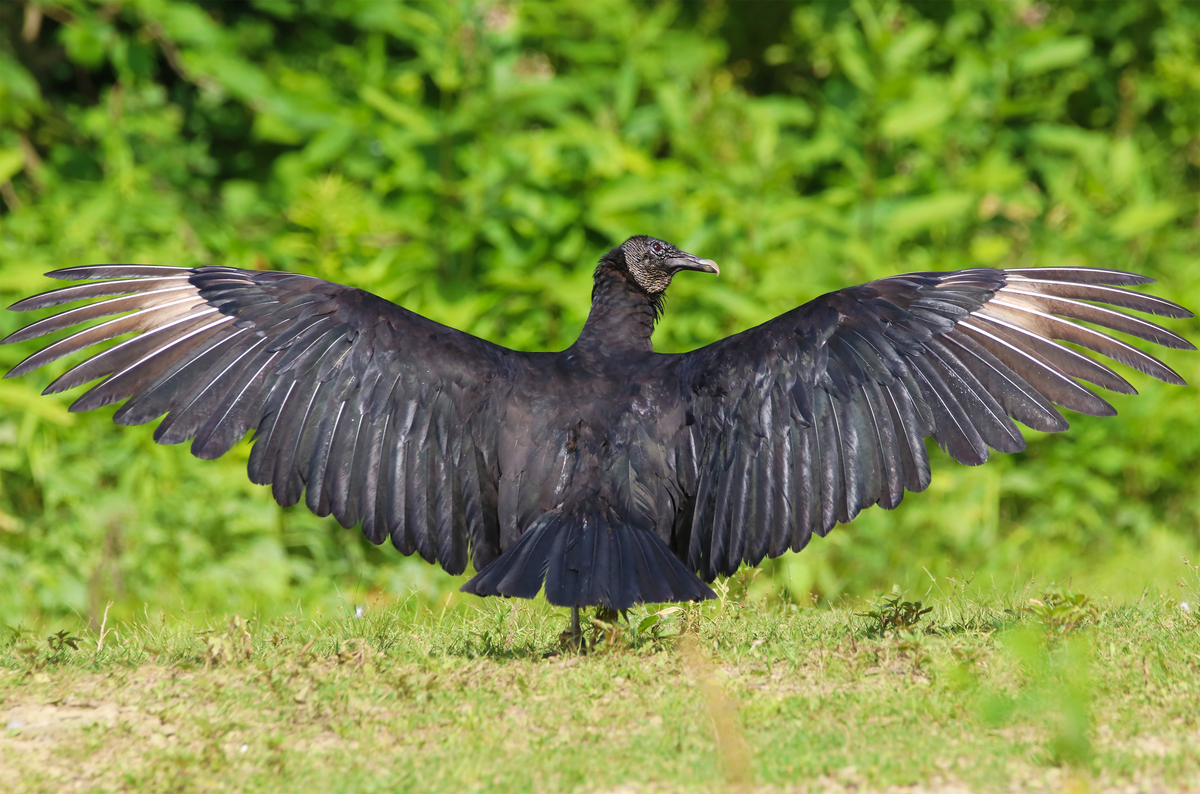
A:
45,265,192,281
1004,267,1156,287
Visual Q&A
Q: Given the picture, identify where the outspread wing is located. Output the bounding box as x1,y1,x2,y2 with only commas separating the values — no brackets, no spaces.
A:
670,267,1194,580
3,266,515,574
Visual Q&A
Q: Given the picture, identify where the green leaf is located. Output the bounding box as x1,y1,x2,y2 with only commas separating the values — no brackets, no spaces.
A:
1015,36,1093,76
1109,138,1141,190
884,192,973,236
59,19,112,68
970,235,1012,264
0,149,24,184
834,22,875,92
637,615,659,633
1110,202,1178,239
884,21,937,72
0,383,75,426
758,97,814,128
157,3,223,47
1028,124,1107,159
0,53,41,108
881,95,953,139
359,86,437,138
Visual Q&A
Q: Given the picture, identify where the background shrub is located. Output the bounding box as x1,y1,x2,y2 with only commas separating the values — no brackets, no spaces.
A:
1,0,1197,628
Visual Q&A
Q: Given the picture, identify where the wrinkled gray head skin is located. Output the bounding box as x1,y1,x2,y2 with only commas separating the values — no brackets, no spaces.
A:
617,235,719,294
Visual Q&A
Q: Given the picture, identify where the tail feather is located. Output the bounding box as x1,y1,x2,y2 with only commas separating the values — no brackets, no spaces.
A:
611,520,641,605
626,526,673,603
461,508,715,609
647,540,696,603
486,518,561,599
580,513,611,605
542,518,577,602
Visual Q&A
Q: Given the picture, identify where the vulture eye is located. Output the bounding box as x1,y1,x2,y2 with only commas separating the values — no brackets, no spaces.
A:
650,242,664,256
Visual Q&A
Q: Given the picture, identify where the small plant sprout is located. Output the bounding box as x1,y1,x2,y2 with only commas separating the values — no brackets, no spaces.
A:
1027,586,1099,635
637,606,683,636
857,587,934,637
47,630,80,652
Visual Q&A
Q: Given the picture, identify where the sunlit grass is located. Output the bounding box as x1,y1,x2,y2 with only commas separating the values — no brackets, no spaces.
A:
3,572,1198,793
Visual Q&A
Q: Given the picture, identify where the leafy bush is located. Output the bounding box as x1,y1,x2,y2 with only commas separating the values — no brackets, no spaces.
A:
1,0,1197,628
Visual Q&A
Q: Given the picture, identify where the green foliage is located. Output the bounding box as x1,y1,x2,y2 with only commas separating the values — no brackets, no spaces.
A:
44,628,80,652
856,585,934,636
0,0,1198,627
1027,585,1100,635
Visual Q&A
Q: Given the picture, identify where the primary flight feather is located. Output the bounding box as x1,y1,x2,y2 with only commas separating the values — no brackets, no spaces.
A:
4,235,1194,610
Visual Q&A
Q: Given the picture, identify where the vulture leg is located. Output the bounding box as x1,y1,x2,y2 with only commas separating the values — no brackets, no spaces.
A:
569,606,583,651
558,607,585,653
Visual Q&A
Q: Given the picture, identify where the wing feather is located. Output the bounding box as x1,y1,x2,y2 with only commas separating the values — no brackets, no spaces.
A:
674,266,1192,581
3,265,517,572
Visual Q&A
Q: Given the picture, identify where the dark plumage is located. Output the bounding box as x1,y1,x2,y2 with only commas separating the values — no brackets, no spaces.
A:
3,236,1195,611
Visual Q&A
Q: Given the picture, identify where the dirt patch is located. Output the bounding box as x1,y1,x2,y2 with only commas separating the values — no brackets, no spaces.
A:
5,701,128,737
1,698,181,791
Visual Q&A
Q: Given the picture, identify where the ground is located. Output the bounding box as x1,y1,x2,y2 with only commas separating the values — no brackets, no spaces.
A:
2,576,1198,793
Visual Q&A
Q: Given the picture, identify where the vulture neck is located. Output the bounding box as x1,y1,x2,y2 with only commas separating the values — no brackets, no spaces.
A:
573,264,660,355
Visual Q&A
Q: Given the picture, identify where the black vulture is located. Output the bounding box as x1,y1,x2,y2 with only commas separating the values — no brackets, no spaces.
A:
3,236,1195,632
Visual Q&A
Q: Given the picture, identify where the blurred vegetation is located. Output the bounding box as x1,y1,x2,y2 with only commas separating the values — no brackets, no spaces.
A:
0,0,1197,629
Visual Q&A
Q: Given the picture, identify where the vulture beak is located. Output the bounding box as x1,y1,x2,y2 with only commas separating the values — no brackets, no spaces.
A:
667,255,720,275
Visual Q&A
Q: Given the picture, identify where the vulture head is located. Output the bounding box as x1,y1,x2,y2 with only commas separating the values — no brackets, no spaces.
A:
606,235,720,294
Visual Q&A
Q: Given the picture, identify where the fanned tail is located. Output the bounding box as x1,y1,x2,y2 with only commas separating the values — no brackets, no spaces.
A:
461,507,715,609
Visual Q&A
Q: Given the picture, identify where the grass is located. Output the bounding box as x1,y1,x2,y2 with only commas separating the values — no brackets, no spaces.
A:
2,570,1199,794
